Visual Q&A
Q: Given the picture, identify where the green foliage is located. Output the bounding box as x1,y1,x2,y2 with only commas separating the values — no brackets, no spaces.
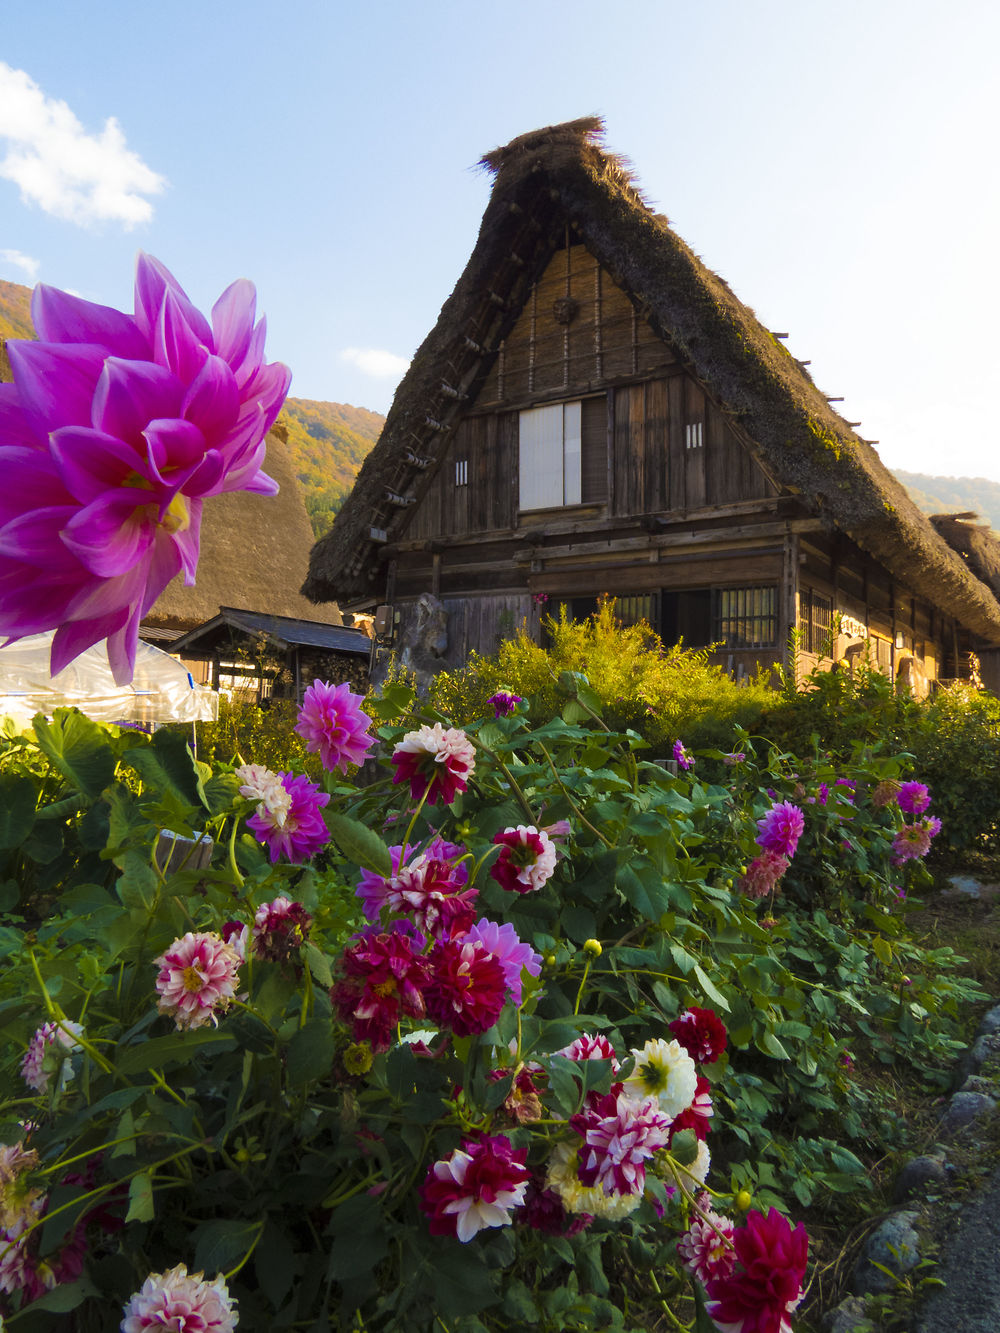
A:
196,695,320,778
276,397,383,537
0,695,984,1330
430,598,773,751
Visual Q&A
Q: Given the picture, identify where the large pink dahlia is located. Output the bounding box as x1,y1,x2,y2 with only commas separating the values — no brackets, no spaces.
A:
153,932,242,1031
391,724,475,806
419,1134,529,1242
704,1207,809,1333
20,1018,84,1094
121,1264,237,1332
755,802,805,859
677,1199,736,1286
294,679,375,773
0,254,289,683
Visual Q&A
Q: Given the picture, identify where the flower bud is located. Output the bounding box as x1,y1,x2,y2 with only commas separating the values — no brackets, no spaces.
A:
583,939,603,958
735,1188,752,1211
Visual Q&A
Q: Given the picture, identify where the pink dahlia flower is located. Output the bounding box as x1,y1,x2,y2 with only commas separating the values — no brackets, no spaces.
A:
247,772,330,864
463,918,542,1005
121,1263,237,1332
755,802,805,859
419,1134,530,1243
385,851,477,938
490,825,557,894
669,1073,715,1142
0,254,289,684
673,739,694,770
897,781,931,816
20,1019,84,1094
677,1201,736,1286
0,1197,46,1298
488,690,523,718
153,932,242,1031
738,850,790,900
425,937,507,1037
331,931,431,1051
570,1088,671,1197
893,815,941,864
704,1207,808,1333
669,1006,728,1065
295,679,375,773
391,724,475,806
251,896,312,963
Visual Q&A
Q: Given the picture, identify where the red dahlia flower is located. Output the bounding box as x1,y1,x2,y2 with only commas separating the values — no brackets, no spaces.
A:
704,1207,808,1333
570,1088,671,1197
419,1134,529,1243
490,825,557,894
669,1006,728,1064
391,724,475,805
385,851,477,938
425,937,506,1036
251,895,312,962
0,254,289,683
332,931,431,1052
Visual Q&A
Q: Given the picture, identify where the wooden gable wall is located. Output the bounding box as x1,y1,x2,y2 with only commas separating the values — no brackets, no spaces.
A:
401,239,777,543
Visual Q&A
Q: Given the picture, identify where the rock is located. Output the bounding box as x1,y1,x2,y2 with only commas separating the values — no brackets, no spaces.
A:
957,1033,1000,1082
851,1210,922,1295
938,1090,996,1136
823,1294,874,1332
975,1004,1000,1038
893,1154,949,1203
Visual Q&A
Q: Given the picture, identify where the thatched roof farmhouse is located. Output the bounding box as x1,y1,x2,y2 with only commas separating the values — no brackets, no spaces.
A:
302,118,1000,692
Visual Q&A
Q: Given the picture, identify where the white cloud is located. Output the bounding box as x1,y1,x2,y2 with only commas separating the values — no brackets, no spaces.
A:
341,346,411,378
0,63,166,227
0,248,39,281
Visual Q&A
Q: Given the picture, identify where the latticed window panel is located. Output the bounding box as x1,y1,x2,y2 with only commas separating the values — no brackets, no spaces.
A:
714,586,778,649
797,588,833,653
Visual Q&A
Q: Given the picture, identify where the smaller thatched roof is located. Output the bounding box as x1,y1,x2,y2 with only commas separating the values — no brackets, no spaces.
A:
930,514,1000,603
144,426,342,631
303,117,1000,644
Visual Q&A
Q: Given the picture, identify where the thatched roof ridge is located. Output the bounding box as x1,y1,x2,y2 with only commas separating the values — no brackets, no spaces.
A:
317,121,994,641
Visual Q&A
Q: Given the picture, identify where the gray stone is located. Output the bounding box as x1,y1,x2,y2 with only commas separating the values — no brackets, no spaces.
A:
975,1004,1000,1038
851,1210,921,1295
947,875,987,899
893,1154,949,1203
823,1294,874,1333
961,1074,996,1097
917,1166,1000,1332
938,1090,996,1135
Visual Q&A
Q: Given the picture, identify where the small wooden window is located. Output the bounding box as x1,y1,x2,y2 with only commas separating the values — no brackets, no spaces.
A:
519,396,607,510
455,459,468,487
685,422,704,450
714,587,778,649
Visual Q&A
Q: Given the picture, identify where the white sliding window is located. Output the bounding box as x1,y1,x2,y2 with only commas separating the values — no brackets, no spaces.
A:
519,401,582,510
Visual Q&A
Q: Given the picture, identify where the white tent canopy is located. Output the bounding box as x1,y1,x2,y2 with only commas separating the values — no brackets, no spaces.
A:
0,633,219,727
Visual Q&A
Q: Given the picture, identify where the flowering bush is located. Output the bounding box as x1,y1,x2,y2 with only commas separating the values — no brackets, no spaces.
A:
0,669,984,1330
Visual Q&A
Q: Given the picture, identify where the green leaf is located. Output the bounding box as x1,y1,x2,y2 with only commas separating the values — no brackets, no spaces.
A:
670,1128,699,1166
20,1277,99,1313
323,812,392,876
33,709,115,800
255,1221,297,1310
303,942,333,988
194,1218,263,1275
692,962,730,1012
126,1171,154,1223
124,727,207,809
115,850,158,910
757,1030,790,1060
286,1018,336,1085
116,1028,237,1075
0,772,37,849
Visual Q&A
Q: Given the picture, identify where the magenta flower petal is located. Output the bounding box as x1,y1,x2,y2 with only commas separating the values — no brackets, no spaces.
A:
7,341,106,435
153,287,212,384
211,278,257,368
49,428,145,502
91,358,181,442
62,494,157,577
134,252,211,347
181,355,241,447
0,388,39,447
31,284,148,359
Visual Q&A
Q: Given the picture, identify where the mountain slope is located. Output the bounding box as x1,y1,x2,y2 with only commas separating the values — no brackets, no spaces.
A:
893,471,1000,533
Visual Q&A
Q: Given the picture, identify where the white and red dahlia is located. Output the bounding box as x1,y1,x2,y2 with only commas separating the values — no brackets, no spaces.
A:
419,1134,530,1242
570,1088,671,1197
489,825,558,894
153,932,242,1031
391,724,475,806
120,1264,237,1332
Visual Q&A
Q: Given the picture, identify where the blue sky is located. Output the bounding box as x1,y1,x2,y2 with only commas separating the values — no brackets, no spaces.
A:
2,1,999,481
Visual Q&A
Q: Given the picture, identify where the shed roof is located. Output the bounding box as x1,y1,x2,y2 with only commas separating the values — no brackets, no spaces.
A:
303,116,1000,644
170,606,371,658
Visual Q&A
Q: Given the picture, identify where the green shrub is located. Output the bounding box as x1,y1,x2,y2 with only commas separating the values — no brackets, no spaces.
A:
430,597,772,751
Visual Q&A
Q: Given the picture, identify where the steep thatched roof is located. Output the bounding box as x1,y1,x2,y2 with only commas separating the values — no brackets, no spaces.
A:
144,426,342,631
930,514,1000,603
303,116,1000,643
